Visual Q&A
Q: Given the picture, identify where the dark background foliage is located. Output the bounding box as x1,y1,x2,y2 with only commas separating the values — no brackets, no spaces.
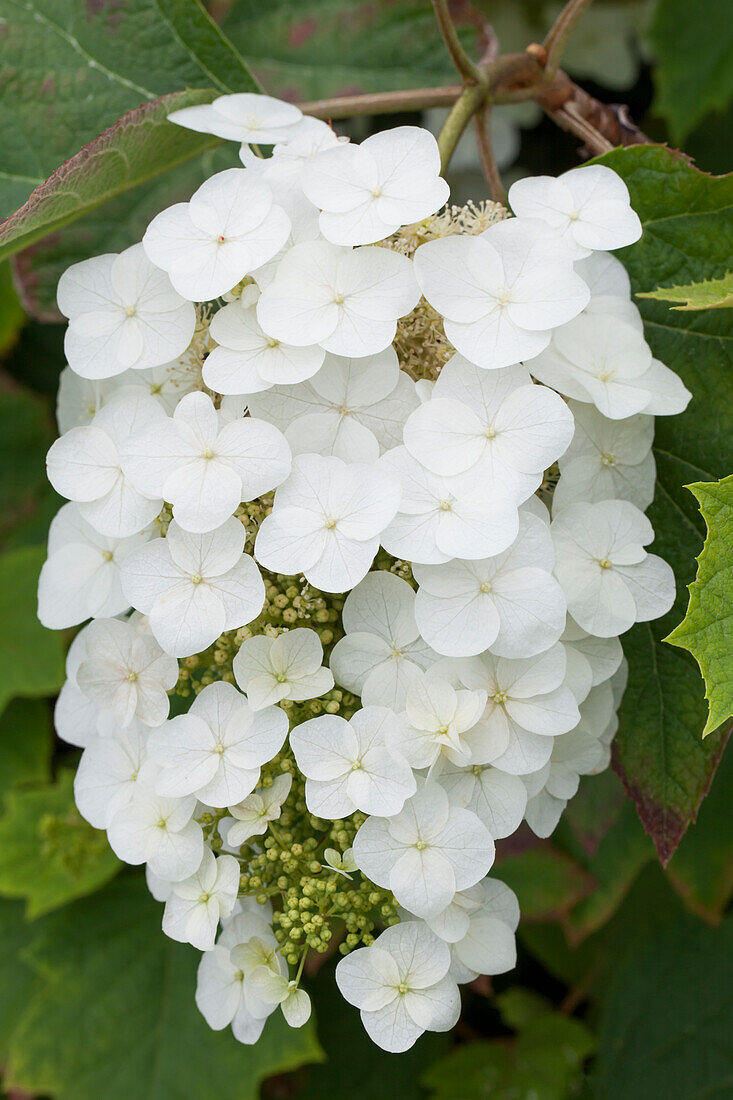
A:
0,2,730,1097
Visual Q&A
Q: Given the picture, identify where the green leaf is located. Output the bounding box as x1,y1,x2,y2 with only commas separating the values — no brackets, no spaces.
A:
5,875,322,1100
496,988,555,1031
0,698,53,804
519,862,699,994
0,900,44,1059
562,769,626,858
13,144,239,322
0,0,261,255
666,741,733,922
639,272,733,311
649,0,733,142
0,386,56,544
0,90,223,264
666,477,733,736
422,1001,595,1100
0,770,120,917
221,0,467,101
494,844,594,921
0,263,25,356
296,965,447,1099
591,145,733,863
0,545,65,713
593,915,733,1098
562,802,655,942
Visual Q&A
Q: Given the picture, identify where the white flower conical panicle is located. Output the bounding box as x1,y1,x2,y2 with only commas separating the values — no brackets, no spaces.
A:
38,97,691,1055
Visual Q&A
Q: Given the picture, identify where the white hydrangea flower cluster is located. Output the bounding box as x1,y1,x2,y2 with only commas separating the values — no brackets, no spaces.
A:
38,93,690,1054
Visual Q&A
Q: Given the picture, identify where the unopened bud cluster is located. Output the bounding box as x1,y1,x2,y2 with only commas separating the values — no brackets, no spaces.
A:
39,92,689,1051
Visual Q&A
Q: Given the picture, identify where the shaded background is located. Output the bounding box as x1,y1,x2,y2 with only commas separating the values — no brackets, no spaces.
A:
0,2,731,1098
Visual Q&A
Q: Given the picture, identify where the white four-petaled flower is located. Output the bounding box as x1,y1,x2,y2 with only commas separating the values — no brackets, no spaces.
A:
413,509,567,658
233,628,333,710
143,169,291,301
37,503,152,629
46,389,167,538
551,500,675,636
301,125,449,245
75,616,178,727
148,681,288,806
329,571,437,709
57,243,196,379
227,773,293,847
508,164,642,258
256,240,420,358
203,285,325,394
255,453,400,592
246,348,419,462
121,390,291,533
413,218,589,370
107,784,203,881
335,920,460,1052
169,93,304,145
162,849,240,951
290,706,416,818
352,781,494,918
121,518,264,656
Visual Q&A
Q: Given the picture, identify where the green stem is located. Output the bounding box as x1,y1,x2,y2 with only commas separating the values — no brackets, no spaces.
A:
294,948,308,985
543,0,596,78
436,82,489,173
431,0,482,83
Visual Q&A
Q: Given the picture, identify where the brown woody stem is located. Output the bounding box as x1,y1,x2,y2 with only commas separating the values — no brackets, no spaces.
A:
474,107,505,201
299,86,463,120
298,50,649,164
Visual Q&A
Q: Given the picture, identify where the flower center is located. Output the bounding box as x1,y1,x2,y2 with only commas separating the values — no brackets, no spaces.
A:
333,292,344,305
569,210,579,221
350,758,363,771
199,892,211,903
124,305,137,318
493,690,507,705
414,839,427,851
126,671,138,683
102,549,114,562
599,558,612,570
601,452,616,466
266,337,279,348
217,234,226,245
214,742,226,755
397,982,409,995
324,516,337,530
191,573,203,585
479,581,492,593
371,186,382,198
202,448,215,460
439,499,452,511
